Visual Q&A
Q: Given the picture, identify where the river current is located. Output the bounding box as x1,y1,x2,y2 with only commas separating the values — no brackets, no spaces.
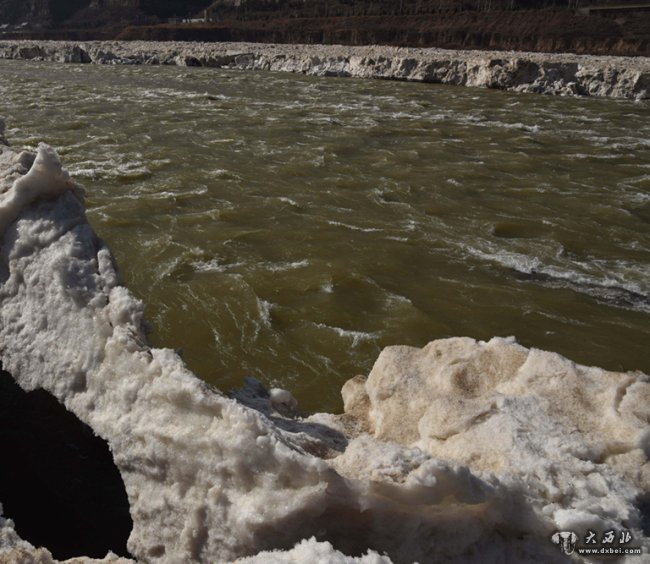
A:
1,59,649,412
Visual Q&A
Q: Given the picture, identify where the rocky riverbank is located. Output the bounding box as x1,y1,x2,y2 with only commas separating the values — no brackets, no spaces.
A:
0,40,649,99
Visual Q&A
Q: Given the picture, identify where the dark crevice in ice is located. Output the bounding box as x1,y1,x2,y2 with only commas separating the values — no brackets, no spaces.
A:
637,494,650,537
0,368,132,560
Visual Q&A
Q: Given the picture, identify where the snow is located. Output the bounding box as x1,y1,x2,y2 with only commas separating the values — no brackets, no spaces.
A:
0,138,648,563
342,336,650,556
269,387,299,413
234,538,391,563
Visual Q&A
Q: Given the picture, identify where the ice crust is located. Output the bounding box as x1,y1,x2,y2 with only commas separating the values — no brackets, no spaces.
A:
0,137,648,563
1,40,650,99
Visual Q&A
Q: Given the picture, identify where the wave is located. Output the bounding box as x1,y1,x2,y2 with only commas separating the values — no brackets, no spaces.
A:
465,245,650,313
315,323,379,346
326,220,384,233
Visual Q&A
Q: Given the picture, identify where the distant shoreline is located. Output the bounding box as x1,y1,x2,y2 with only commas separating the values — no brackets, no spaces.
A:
1,40,649,100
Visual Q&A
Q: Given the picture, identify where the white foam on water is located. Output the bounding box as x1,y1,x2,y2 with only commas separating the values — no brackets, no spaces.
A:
623,175,650,192
256,298,274,331
484,121,542,133
383,291,413,307
315,323,379,347
569,152,622,160
326,220,383,233
139,87,211,101
192,258,230,273
610,137,650,150
263,260,310,273
66,156,155,182
276,196,299,206
321,282,334,294
464,246,542,274
154,255,183,281
464,243,650,312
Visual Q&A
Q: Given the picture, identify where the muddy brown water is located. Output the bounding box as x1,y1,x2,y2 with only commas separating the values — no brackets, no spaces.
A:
1,59,649,412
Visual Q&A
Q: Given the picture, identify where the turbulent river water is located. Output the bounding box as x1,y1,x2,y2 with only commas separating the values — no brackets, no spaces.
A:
1,59,649,412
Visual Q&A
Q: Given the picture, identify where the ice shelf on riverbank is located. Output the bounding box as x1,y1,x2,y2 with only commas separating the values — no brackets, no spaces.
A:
0,40,649,99
0,128,648,563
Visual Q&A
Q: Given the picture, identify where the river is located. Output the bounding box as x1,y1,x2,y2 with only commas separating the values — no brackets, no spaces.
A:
1,59,648,412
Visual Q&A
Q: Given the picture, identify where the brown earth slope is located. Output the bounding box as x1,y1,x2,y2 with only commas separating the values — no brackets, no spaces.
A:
1,0,649,56
113,10,650,56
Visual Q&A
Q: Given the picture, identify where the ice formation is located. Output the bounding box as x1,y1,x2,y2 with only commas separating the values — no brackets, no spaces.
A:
1,41,650,99
0,126,648,563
